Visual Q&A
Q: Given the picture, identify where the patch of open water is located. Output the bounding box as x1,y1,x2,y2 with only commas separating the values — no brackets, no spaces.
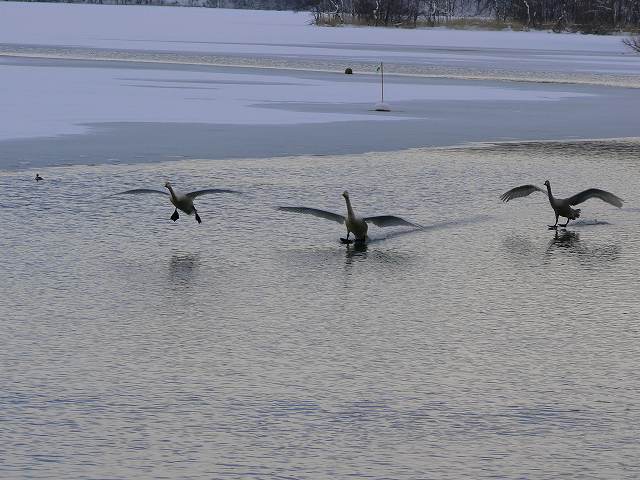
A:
1,139,639,478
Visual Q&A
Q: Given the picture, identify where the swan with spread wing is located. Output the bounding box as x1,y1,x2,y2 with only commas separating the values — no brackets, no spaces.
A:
279,191,420,242
117,182,238,224
500,180,623,228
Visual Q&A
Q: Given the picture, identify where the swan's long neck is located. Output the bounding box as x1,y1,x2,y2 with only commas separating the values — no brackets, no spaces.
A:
344,196,355,220
166,185,178,202
545,183,554,204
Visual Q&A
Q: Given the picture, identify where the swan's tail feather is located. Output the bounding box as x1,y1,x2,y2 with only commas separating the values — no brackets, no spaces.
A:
569,208,581,220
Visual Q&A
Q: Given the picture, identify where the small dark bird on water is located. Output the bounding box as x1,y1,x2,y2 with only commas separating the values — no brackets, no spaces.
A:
35,173,43,182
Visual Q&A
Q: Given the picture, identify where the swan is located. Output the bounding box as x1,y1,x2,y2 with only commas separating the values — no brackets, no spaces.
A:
279,190,419,242
500,180,623,228
35,173,43,182
118,181,238,224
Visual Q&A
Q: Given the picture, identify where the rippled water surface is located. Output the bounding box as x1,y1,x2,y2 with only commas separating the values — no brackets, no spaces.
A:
2,140,640,478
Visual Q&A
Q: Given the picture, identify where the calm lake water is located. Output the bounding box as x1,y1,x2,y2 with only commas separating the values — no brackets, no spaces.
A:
2,139,639,478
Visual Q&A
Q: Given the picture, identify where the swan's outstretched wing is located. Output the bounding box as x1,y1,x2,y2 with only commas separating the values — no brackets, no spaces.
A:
566,188,623,208
363,215,420,228
278,206,345,224
118,189,167,196
500,185,544,202
186,188,239,198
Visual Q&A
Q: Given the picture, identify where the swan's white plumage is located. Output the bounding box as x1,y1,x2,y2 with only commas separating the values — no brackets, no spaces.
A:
117,182,238,224
279,191,419,241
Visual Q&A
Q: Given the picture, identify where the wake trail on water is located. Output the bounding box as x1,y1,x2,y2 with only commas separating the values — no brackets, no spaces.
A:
367,214,494,243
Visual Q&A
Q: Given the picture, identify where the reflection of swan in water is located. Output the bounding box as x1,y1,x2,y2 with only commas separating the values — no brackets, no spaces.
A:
345,240,368,255
547,230,580,251
343,241,368,268
279,191,419,243
169,253,199,284
504,228,619,264
501,180,623,228
545,230,620,261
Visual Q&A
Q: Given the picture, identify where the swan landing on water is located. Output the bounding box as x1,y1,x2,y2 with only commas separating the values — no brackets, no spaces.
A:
117,182,238,224
500,180,623,229
279,191,420,243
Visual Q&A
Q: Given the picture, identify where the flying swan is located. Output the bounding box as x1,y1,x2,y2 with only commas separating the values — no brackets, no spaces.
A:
500,180,623,228
279,190,420,242
118,181,238,224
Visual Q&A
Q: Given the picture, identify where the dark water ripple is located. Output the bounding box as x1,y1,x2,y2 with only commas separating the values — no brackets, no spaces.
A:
1,139,640,479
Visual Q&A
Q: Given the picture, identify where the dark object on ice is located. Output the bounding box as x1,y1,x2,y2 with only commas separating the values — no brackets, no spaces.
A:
344,67,353,74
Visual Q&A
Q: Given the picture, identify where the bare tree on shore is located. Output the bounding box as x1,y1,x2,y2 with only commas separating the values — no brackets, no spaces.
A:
308,0,640,32
13,0,640,32
623,35,640,53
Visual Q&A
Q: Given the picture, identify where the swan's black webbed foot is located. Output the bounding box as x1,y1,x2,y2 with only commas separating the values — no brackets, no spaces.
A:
171,209,180,222
340,237,354,244
195,212,202,224
548,225,558,230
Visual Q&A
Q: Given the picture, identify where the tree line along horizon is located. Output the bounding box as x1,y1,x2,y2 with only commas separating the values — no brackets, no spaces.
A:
11,0,640,34
303,0,640,33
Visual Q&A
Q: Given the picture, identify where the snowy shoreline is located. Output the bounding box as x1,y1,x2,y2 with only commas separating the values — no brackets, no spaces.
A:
1,3,635,56
1,2,640,169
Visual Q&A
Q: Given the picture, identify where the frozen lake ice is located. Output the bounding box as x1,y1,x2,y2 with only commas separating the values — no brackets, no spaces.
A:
1,55,640,169
2,2,639,84
2,3,640,169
